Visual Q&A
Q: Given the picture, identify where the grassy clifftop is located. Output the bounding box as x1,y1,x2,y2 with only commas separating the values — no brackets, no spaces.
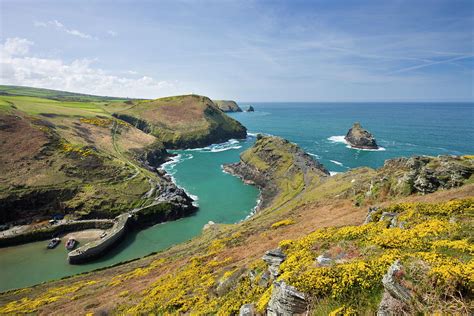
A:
113,95,247,148
1,136,472,314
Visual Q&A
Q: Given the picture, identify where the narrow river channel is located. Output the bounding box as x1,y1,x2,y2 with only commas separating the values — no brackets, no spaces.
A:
0,136,258,292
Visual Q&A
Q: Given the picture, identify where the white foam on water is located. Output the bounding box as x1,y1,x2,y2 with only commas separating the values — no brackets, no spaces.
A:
349,146,386,152
329,171,340,176
327,135,348,144
210,146,242,153
308,152,321,159
188,139,244,153
330,160,344,166
328,135,387,151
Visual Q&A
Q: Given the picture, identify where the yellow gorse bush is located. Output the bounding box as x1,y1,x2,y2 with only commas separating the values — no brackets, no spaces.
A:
2,199,472,314
271,219,296,228
0,281,97,313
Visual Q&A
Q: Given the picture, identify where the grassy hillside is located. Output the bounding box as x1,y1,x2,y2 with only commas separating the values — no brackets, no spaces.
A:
0,85,132,102
0,94,166,222
0,88,248,223
112,95,247,148
1,136,472,314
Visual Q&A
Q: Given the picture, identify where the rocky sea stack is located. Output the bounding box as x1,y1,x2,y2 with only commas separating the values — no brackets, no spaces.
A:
345,122,379,149
246,105,255,112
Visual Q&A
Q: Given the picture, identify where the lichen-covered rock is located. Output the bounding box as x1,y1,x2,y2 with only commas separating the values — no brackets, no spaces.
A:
345,122,379,149
364,206,379,224
380,155,474,195
263,248,286,278
382,260,412,303
239,303,256,316
377,260,413,315
267,281,307,315
316,254,333,266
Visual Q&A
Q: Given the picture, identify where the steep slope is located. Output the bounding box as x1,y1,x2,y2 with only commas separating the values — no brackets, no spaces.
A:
0,92,194,227
112,95,247,148
1,136,472,314
213,100,243,112
224,135,330,209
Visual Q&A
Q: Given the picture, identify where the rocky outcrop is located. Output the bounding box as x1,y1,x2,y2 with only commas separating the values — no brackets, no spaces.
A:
239,303,256,316
213,100,243,112
377,260,412,315
380,155,474,195
246,105,255,112
223,136,329,210
262,248,286,278
345,122,378,149
112,113,153,133
267,281,307,315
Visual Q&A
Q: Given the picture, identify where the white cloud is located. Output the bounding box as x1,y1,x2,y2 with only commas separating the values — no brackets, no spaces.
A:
0,38,181,98
2,38,34,56
34,20,96,40
107,30,118,37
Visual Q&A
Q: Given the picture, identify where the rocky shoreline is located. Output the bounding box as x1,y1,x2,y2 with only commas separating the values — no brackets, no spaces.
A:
223,135,329,211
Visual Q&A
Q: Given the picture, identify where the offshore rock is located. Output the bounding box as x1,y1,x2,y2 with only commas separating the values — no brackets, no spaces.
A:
246,105,255,112
345,122,379,149
262,248,286,278
267,281,307,315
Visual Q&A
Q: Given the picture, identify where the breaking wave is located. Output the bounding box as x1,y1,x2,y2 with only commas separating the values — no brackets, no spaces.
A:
328,135,386,151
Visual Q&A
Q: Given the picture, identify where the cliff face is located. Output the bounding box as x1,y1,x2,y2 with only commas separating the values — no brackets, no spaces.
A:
345,122,378,149
113,95,247,148
213,100,243,112
224,135,329,210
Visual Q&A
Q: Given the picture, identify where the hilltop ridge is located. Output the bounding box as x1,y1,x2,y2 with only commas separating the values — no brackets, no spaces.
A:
113,95,247,148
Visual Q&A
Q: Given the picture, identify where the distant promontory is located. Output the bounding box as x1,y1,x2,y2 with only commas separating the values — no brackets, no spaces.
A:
213,100,243,112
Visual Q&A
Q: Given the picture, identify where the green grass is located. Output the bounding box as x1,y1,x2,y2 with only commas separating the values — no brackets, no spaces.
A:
0,95,110,117
0,85,133,102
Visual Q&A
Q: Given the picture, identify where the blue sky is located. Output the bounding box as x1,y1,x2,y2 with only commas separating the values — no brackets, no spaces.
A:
0,0,473,101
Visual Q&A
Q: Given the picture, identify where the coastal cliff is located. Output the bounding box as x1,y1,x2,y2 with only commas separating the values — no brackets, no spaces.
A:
213,100,243,112
113,95,247,149
224,135,329,210
345,122,379,149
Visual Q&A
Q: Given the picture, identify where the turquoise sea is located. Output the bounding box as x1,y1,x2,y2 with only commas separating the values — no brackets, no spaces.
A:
0,102,472,291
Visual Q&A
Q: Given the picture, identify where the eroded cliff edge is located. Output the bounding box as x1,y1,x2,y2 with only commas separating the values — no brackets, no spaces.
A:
223,135,330,210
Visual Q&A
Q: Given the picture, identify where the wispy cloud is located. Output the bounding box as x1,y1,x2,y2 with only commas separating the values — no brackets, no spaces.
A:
390,54,474,74
34,20,96,40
